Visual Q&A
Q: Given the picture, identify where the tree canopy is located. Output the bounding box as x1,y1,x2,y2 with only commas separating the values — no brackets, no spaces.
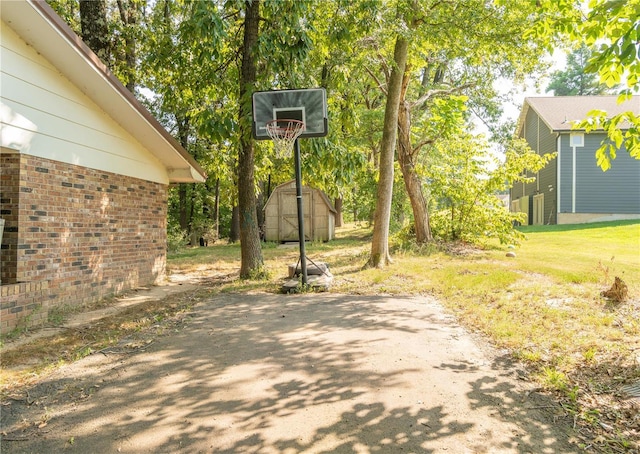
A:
546,45,613,96
50,0,579,272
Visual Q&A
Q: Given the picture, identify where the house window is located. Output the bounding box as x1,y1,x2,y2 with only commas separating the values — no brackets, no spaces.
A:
570,133,584,147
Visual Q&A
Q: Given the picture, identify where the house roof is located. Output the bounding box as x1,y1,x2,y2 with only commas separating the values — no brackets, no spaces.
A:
1,0,206,183
516,95,640,137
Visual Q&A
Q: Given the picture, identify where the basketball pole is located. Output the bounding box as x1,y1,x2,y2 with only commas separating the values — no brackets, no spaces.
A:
293,137,308,285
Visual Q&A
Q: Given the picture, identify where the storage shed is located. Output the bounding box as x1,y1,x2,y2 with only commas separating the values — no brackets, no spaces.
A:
263,180,336,242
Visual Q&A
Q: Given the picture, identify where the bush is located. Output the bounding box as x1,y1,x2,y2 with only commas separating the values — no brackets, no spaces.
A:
427,135,552,246
167,224,188,253
430,200,527,246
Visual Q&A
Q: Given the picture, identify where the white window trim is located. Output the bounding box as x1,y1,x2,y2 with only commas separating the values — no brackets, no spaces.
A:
570,132,584,148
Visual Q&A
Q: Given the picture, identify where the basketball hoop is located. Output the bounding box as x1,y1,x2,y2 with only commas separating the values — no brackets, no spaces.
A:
265,119,305,159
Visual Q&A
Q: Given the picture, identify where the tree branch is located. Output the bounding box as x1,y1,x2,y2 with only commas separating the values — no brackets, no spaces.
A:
116,0,127,25
365,66,388,96
409,83,475,110
412,137,436,153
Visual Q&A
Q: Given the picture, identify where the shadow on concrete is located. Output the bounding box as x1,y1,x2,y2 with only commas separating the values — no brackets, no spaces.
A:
1,294,577,453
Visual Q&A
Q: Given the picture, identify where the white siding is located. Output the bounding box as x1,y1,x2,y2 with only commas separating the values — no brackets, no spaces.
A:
0,23,168,184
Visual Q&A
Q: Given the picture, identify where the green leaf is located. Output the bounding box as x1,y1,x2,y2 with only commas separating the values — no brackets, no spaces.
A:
595,145,612,171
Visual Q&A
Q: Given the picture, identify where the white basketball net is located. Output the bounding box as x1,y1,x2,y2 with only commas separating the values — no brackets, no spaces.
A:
266,119,305,159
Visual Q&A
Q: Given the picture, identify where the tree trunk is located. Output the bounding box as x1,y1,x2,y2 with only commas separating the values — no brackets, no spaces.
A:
256,188,265,241
176,115,190,232
79,0,110,65
397,100,433,243
229,205,240,243
237,0,264,277
334,197,343,227
179,185,188,231
213,178,220,242
352,188,358,222
368,35,408,268
188,183,196,242
116,0,137,92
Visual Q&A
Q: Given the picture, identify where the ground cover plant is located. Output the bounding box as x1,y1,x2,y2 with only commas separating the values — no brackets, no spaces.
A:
2,220,638,451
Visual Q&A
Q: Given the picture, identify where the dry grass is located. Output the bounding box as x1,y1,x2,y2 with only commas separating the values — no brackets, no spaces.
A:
1,290,203,395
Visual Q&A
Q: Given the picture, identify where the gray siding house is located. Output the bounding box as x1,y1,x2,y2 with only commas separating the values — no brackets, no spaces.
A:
511,96,640,225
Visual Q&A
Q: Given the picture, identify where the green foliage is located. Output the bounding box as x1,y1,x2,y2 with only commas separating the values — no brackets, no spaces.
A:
47,1,81,32
167,223,187,253
390,165,411,234
52,0,570,254
539,366,572,393
581,0,640,92
243,265,272,281
575,108,640,171
343,167,377,224
530,0,640,169
427,136,553,245
390,224,441,255
546,45,613,96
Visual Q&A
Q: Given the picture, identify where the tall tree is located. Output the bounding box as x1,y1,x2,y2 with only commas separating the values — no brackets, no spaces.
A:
394,0,546,245
368,34,408,268
114,0,139,92
237,0,264,278
78,0,110,64
52,0,140,92
546,45,612,95
361,0,548,248
428,132,554,244
297,0,375,228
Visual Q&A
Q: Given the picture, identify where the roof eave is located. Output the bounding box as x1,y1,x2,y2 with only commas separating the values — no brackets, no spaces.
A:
2,0,206,182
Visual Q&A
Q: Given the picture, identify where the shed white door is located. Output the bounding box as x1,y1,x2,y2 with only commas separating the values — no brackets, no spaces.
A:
279,189,312,241
533,193,544,225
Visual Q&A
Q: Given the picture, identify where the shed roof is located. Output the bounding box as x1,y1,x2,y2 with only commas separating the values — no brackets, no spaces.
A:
1,0,206,183
516,95,640,136
264,180,336,214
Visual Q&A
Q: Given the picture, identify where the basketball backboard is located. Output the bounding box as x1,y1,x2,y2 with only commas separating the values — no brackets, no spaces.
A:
252,88,328,140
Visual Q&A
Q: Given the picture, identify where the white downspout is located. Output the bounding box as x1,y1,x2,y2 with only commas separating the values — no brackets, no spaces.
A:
536,116,540,192
557,135,561,214
572,143,576,213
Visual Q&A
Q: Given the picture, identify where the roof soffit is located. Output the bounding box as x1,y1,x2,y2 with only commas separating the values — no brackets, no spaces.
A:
1,0,205,183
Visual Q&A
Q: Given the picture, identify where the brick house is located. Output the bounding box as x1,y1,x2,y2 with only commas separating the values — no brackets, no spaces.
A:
511,96,640,225
0,1,206,333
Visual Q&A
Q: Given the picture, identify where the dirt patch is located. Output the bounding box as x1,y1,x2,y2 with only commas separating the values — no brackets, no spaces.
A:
1,279,199,354
1,286,581,452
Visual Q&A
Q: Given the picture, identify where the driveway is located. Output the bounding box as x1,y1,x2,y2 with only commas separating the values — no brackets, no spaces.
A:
1,293,577,453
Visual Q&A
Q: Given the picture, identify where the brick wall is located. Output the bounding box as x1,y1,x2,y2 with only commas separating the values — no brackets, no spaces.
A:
0,153,20,284
0,154,168,333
